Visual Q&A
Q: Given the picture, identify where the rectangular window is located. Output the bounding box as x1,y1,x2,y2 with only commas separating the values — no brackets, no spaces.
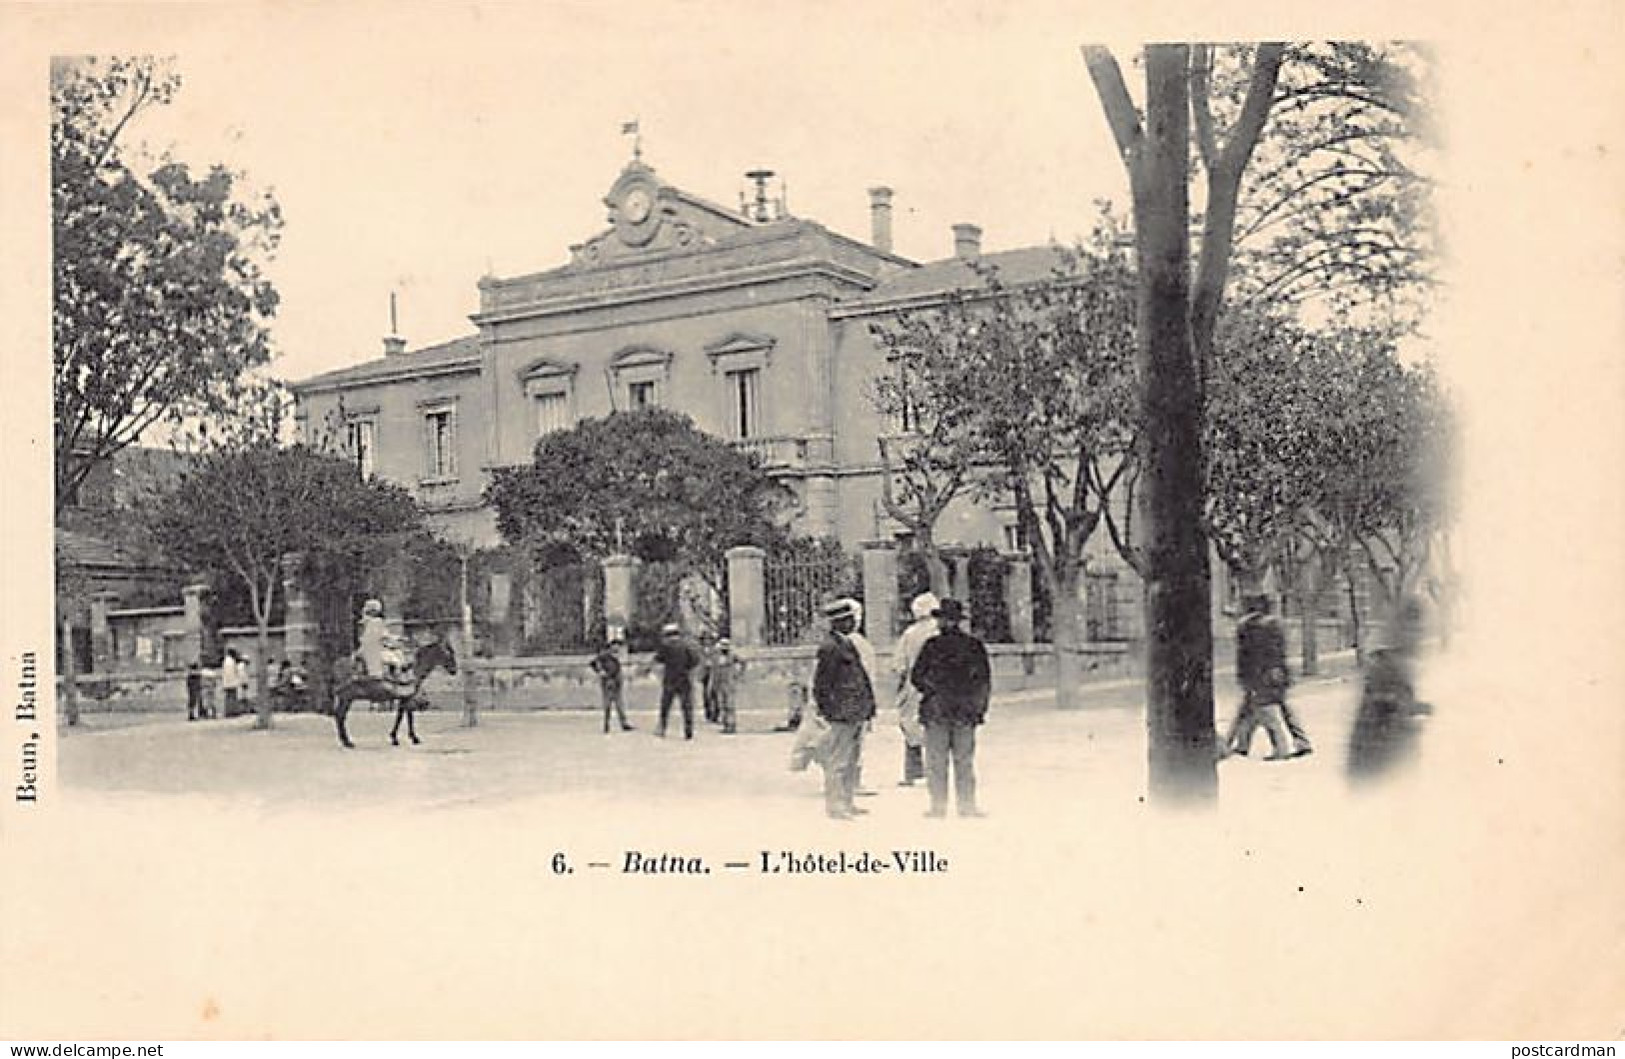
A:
423,406,457,480
628,380,658,409
534,392,570,437
347,419,376,478
892,357,921,434
727,368,761,439
1085,570,1125,642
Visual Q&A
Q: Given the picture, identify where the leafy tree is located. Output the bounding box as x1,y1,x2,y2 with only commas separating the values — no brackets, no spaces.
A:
486,408,793,572
1084,40,1439,799
146,387,424,729
1309,332,1452,653
868,231,1138,705
1204,310,1326,587
53,56,282,514
868,328,979,596
1204,315,1453,670
1222,42,1439,332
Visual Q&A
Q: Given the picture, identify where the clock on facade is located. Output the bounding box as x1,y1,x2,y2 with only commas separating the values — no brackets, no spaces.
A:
622,187,653,224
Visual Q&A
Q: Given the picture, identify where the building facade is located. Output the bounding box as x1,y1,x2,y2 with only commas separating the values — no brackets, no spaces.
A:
289,156,1172,651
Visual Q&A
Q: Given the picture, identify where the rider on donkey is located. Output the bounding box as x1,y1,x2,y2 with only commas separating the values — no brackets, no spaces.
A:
356,599,412,687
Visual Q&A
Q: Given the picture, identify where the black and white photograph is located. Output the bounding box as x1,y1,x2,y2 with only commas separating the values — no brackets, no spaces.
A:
2,0,1622,1044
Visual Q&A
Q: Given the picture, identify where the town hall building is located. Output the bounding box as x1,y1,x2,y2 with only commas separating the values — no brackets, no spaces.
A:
292,155,1125,591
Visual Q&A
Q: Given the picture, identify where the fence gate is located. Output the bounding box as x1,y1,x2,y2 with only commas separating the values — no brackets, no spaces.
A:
764,553,857,646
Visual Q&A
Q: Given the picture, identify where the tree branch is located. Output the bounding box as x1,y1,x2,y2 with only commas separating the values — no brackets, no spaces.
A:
1189,44,1220,175
1082,46,1144,175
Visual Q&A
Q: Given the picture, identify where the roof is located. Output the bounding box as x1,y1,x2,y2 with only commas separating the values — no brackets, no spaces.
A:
292,334,482,392
56,524,168,572
855,245,1072,306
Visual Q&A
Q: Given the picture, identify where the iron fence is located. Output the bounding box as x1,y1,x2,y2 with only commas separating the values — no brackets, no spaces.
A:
764,551,859,646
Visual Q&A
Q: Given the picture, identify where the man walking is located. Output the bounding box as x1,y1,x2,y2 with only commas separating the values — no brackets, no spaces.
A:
653,623,702,739
1223,593,1298,761
909,598,990,818
185,662,205,721
812,599,876,820
893,591,940,786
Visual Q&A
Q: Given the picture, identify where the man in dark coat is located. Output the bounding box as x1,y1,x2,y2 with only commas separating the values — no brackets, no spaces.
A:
909,598,991,818
812,599,876,820
653,624,702,739
185,662,204,721
590,636,634,734
1224,593,1298,760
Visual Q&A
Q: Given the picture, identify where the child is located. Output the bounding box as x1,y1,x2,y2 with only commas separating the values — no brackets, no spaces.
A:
357,599,409,682
711,639,744,734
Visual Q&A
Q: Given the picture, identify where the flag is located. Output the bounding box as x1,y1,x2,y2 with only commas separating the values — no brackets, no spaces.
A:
621,120,639,135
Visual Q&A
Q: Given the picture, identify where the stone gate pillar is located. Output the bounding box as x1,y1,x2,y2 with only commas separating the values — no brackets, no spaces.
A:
602,554,640,642
181,583,210,665
725,546,767,648
947,550,972,616
90,590,118,673
1004,550,1034,645
280,552,316,663
860,540,898,649
379,552,410,638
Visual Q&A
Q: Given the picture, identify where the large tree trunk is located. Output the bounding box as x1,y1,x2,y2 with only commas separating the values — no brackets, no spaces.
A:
60,614,80,728
1050,566,1086,710
1345,568,1365,664
1137,44,1216,803
1298,603,1320,677
255,621,274,730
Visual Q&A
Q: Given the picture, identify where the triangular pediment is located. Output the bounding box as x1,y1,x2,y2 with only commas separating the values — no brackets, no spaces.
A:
705,332,776,357
567,161,756,269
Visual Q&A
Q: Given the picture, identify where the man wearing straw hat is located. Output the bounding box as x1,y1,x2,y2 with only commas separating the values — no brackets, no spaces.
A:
812,598,876,820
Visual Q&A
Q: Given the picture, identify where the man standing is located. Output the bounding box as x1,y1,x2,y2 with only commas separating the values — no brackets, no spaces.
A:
653,623,702,740
219,649,241,717
590,635,634,734
185,662,205,721
842,598,880,798
812,599,876,820
909,598,990,818
893,591,940,786
1224,593,1298,761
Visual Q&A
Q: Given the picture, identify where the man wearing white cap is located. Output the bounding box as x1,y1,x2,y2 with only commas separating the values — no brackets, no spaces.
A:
893,591,941,786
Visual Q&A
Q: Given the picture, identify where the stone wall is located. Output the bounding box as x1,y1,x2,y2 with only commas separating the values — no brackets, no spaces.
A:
443,640,1140,714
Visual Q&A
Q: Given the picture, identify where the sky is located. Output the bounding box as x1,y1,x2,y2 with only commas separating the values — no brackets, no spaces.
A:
117,2,1146,385
11,0,1625,665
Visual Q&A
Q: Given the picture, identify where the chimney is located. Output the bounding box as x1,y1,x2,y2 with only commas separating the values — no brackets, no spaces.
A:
868,186,894,254
383,291,407,355
952,223,982,262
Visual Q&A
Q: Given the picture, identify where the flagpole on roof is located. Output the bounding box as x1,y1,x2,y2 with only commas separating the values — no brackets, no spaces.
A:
622,118,642,161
